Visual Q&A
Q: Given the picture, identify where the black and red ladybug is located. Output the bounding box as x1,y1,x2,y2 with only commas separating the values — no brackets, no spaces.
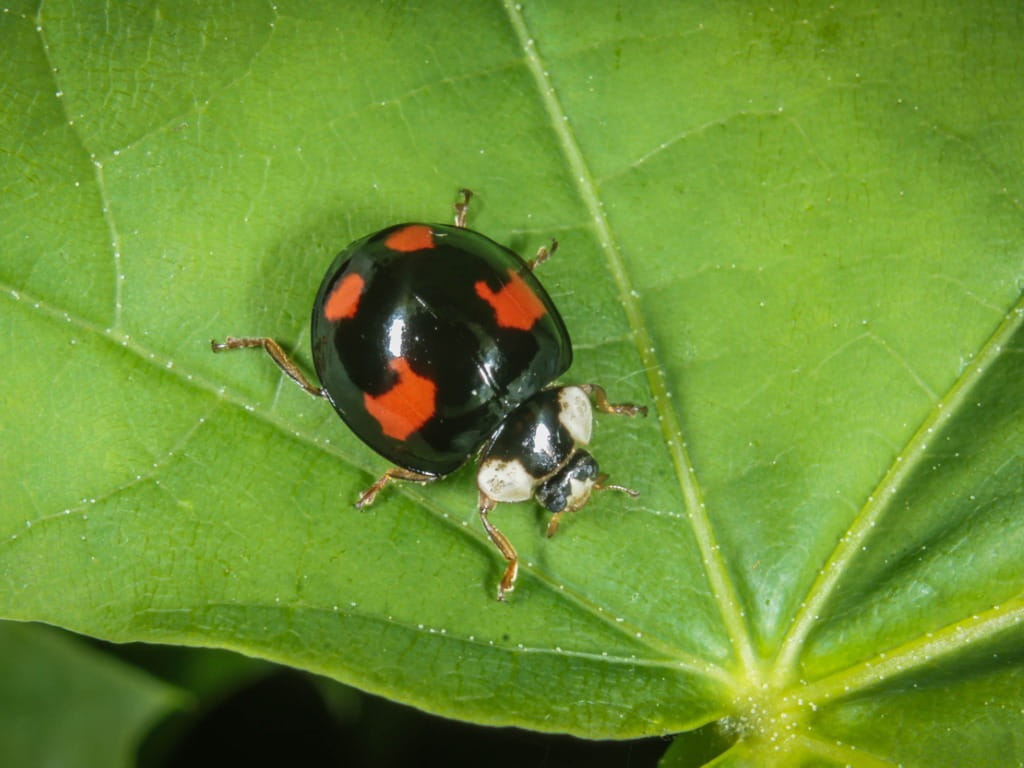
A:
213,190,646,599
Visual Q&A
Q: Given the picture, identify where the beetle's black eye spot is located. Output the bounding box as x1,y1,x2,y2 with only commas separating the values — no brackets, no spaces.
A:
537,480,568,513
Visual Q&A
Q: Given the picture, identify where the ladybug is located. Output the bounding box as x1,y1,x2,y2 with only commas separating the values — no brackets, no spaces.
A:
212,190,646,600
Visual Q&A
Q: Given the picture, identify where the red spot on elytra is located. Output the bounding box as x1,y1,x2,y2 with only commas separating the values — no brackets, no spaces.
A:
364,358,437,440
474,269,546,331
323,273,364,321
386,225,435,252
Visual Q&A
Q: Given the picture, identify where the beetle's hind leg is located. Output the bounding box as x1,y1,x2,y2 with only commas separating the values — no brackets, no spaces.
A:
454,188,473,228
211,336,326,398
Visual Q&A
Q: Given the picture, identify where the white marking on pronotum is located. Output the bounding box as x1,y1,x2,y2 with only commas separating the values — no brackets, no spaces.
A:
477,457,534,503
556,386,592,445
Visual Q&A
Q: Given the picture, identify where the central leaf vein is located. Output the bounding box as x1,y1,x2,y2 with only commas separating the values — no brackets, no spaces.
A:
502,0,758,680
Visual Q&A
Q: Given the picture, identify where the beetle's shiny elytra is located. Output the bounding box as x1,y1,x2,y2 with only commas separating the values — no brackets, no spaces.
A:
310,221,571,477
212,190,646,600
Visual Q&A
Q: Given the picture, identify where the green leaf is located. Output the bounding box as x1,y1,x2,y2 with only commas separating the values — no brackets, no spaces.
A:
2,0,1022,764
0,622,182,767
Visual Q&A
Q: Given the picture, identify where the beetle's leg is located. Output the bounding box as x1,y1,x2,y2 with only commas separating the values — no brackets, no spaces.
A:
579,383,648,418
545,511,564,538
478,493,518,601
211,337,326,398
528,238,558,271
569,386,646,517
544,473,638,539
355,467,436,508
454,188,473,228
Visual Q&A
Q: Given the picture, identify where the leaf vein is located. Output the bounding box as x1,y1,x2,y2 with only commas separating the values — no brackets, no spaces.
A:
502,0,759,680
774,289,1024,682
